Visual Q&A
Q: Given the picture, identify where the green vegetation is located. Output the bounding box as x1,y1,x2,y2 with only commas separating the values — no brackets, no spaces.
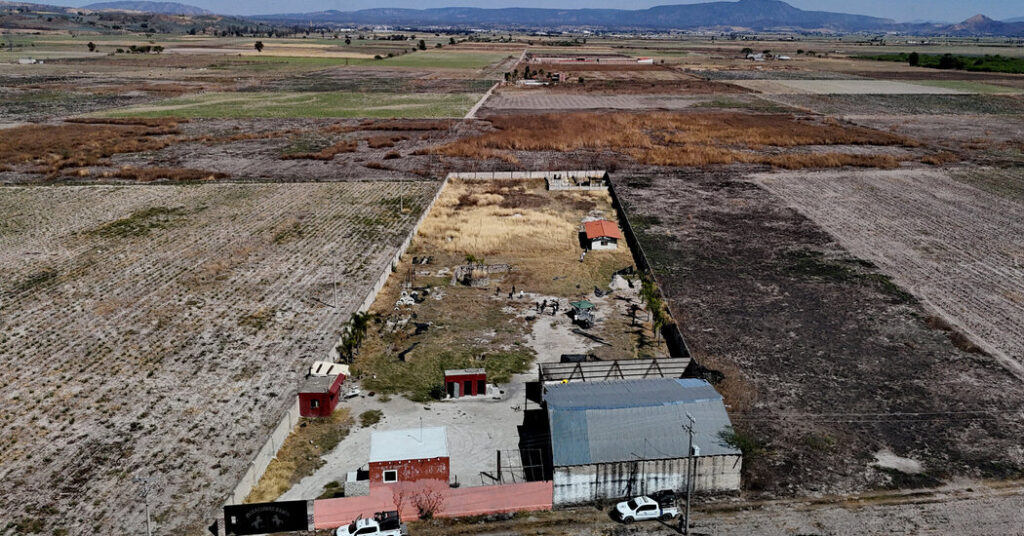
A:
782,248,915,303
359,409,383,427
317,480,345,500
720,427,767,460
856,52,1024,74
15,269,59,292
370,51,509,69
356,348,533,403
98,91,481,119
91,206,186,238
904,80,1021,95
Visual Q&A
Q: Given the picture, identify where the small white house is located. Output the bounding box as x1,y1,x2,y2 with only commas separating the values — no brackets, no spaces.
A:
584,219,622,250
636,57,654,64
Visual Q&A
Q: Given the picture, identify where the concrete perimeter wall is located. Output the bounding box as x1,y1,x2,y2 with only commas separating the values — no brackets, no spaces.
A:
314,481,554,529
446,170,606,181
606,179,692,359
224,178,450,519
552,455,741,506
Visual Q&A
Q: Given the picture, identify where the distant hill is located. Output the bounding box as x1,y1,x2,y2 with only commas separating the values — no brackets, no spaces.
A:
82,1,212,15
1003,16,1024,23
942,14,1024,36
254,0,894,31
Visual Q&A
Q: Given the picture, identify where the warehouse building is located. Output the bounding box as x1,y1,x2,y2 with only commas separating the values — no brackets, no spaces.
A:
544,378,741,505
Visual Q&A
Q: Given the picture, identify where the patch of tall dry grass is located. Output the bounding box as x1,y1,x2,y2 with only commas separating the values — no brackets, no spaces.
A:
417,180,609,258
0,122,181,175
430,112,918,169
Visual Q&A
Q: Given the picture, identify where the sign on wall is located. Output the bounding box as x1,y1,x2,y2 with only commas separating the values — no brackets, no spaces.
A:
224,500,308,535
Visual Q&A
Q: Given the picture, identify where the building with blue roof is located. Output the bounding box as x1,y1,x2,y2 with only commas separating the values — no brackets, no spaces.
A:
544,378,742,505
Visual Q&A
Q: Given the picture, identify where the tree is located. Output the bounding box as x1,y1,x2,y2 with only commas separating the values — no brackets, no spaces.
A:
254,41,264,53
417,39,426,50
908,51,920,67
344,37,351,45
449,37,456,45
87,41,95,52
741,47,753,56
152,45,163,54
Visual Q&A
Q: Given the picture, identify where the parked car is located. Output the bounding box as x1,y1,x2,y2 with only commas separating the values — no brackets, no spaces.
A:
612,494,679,523
336,511,408,536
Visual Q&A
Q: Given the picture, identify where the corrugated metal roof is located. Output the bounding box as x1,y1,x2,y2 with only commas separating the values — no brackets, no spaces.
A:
369,426,448,463
584,220,623,240
547,379,740,466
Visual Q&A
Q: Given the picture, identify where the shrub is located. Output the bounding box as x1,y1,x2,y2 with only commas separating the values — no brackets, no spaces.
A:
359,409,383,427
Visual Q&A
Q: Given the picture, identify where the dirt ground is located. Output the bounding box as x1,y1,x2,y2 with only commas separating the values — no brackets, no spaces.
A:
0,182,436,535
402,479,1024,536
750,167,1024,378
611,169,1024,498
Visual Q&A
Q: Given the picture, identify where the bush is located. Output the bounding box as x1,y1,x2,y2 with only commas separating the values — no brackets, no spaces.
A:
359,409,383,427
720,427,767,460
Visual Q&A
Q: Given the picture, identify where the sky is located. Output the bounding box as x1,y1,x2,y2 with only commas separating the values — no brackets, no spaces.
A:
67,0,1024,21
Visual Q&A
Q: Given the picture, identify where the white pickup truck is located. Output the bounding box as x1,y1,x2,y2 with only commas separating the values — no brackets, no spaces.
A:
612,491,680,523
335,511,408,536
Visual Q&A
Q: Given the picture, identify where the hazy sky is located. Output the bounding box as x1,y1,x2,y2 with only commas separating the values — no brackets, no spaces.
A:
69,0,1024,21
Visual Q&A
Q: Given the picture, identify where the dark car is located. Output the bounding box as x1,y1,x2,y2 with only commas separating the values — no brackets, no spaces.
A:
649,489,677,506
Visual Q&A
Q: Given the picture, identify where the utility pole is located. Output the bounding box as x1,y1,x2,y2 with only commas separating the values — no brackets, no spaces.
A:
682,413,695,535
133,476,155,536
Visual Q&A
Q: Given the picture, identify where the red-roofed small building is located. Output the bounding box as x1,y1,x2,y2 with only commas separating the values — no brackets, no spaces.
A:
583,220,623,250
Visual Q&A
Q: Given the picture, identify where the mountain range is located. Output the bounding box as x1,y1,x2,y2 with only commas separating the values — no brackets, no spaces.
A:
252,0,895,31
82,1,211,15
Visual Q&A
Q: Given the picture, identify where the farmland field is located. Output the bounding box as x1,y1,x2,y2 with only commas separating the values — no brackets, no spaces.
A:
750,167,1024,376
96,91,483,119
729,79,969,94
0,182,437,535
612,170,1024,496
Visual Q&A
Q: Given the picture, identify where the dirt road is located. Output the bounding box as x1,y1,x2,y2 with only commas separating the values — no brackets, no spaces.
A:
409,481,1024,536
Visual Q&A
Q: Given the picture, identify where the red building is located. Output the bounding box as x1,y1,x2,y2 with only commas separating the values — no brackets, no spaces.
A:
368,427,450,485
298,373,345,418
444,368,486,398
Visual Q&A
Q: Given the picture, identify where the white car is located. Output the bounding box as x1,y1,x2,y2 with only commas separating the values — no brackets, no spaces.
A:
335,511,408,536
612,495,679,523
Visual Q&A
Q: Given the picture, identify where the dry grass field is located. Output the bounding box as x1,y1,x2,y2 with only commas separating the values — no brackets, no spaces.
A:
431,112,920,168
0,182,436,535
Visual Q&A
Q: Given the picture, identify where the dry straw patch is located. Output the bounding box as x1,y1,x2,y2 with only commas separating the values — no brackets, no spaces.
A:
0,121,182,175
431,112,918,168
418,180,582,258
413,179,634,295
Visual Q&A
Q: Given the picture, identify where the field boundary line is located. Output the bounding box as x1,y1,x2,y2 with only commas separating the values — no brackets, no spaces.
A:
465,82,499,119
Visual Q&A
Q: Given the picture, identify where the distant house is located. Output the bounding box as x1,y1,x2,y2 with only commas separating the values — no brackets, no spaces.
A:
369,427,450,485
584,219,622,250
298,373,346,418
746,53,765,61
637,57,654,64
